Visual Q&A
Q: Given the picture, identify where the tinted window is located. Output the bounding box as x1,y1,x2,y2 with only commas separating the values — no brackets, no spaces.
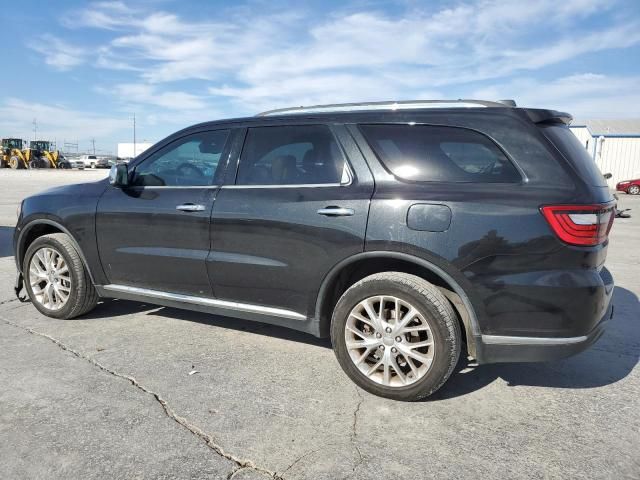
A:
133,130,230,187
236,125,346,185
360,124,520,183
540,124,607,187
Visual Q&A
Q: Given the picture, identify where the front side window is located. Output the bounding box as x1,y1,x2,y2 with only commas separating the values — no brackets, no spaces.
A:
133,130,230,187
236,125,346,185
360,124,520,183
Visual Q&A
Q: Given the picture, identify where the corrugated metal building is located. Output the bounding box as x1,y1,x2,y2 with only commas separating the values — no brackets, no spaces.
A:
570,119,640,187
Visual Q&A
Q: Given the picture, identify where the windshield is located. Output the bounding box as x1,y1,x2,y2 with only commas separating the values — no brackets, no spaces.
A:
30,141,50,150
3,139,23,149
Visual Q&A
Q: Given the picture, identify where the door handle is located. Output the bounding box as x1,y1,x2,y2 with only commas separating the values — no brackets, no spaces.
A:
176,203,206,212
317,206,355,217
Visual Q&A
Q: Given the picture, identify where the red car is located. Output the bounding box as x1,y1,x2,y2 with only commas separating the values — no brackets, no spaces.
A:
616,179,640,195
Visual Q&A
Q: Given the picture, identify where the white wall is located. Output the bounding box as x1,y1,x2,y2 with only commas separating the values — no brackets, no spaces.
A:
570,127,592,150
596,137,640,187
570,127,640,186
117,142,154,159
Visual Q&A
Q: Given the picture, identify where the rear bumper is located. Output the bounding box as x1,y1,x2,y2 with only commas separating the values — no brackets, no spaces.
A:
475,301,613,363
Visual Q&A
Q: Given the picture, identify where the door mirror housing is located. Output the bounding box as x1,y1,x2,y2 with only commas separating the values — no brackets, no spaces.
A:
109,163,129,187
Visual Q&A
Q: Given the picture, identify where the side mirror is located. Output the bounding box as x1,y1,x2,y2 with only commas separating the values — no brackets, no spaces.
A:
109,163,129,187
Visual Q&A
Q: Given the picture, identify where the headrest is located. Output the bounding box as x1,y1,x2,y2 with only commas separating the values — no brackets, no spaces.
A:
271,155,297,182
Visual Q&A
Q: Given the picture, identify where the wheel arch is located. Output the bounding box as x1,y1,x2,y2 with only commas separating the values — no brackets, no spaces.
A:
314,251,480,357
16,219,96,284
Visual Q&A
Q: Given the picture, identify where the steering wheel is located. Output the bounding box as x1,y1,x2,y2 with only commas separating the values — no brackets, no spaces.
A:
176,162,204,178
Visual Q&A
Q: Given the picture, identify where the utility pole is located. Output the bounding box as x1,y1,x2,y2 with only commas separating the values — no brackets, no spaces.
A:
133,113,137,157
91,138,96,155
33,118,37,142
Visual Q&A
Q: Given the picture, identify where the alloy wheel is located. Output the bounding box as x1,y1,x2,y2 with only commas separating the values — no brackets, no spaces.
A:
344,295,435,387
29,247,72,310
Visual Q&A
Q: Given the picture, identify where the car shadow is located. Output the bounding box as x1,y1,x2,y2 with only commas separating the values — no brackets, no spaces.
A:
431,286,639,400
0,227,14,258
86,298,332,349
80,286,638,399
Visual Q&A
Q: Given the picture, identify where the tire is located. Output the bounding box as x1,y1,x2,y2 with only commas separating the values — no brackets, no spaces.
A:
628,185,640,195
331,272,461,401
23,233,98,319
9,156,25,169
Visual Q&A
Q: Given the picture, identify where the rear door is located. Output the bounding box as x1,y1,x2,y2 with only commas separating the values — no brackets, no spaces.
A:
96,129,233,296
209,124,374,317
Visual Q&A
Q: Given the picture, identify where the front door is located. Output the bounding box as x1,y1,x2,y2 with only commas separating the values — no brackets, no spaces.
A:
96,129,232,296
210,124,374,317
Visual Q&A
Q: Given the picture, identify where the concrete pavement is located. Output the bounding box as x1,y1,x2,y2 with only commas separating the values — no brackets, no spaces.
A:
0,169,638,479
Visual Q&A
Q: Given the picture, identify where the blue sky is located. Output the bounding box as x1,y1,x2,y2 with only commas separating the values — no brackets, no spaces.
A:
1,0,639,154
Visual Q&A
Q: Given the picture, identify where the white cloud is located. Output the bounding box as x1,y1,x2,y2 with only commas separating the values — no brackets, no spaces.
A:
26,0,640,118
105,83,208,110
28,35,87,71
0,98,127,147
469,73,640,118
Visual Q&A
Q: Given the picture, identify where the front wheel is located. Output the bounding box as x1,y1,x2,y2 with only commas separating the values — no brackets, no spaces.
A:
23,233,98,319
331,272,461,401
9,156,25,169
628,185,640,195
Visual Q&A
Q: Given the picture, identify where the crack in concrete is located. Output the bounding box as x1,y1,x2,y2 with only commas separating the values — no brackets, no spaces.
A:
278,445,325,477
1,317,279,479
350,387,365,474
0,298,20,306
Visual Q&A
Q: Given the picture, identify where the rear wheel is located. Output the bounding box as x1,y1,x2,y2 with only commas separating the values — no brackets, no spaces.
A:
628,185,640,195
331,272,461,401
23,233,98,319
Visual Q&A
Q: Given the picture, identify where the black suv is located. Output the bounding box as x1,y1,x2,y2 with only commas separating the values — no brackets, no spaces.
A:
13,100,615,401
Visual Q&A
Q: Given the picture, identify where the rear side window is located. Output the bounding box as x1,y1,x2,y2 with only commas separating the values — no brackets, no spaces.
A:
236,125,347,185
539,124,607,187
359,124,521,183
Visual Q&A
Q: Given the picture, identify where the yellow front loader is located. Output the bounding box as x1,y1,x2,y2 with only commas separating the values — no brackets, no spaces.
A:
1,138,29,169
42,149,72,168
27,141,72,168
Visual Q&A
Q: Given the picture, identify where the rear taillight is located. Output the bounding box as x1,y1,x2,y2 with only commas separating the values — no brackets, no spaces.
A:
540,204,615,246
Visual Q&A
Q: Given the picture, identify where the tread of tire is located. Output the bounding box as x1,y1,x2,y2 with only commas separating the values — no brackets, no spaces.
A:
38,233,98,318
333,271,461,400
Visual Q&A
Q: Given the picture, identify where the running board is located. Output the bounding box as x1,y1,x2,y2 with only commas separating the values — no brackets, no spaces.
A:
101,284,307,321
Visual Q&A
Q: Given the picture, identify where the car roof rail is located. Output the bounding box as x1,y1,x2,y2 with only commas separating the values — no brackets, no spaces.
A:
255,99,517,116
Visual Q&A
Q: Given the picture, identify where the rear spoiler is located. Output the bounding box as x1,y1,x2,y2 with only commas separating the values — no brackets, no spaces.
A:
524,108,573,126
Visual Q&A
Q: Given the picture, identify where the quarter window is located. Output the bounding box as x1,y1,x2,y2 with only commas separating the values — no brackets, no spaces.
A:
236,125,347,185
133,130,230,187
360,124,520,183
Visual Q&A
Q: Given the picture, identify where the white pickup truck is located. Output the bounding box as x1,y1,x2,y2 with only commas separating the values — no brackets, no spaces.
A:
77,155,109,168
